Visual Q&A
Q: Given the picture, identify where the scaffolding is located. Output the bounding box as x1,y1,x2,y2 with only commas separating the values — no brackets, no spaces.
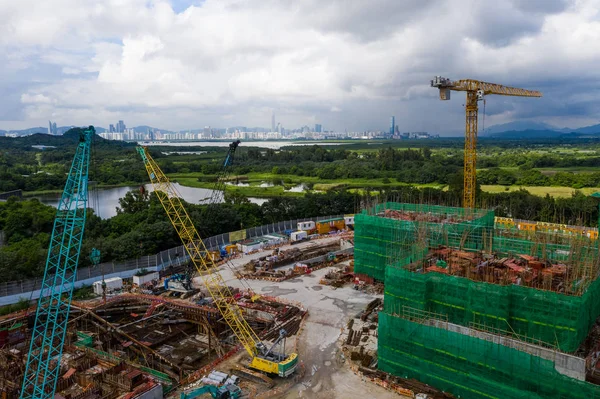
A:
378,312,600,399
354,202,495,281
356,202,600,398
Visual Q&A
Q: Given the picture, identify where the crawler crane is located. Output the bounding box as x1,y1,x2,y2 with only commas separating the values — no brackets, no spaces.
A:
137,146,298,376
20,127,95,399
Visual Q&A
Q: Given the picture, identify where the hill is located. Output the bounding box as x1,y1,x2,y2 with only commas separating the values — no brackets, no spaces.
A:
483,121,557,135
0,129,135,150
487,129,566,139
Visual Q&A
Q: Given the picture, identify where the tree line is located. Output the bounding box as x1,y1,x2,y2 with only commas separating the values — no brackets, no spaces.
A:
1,184,599,283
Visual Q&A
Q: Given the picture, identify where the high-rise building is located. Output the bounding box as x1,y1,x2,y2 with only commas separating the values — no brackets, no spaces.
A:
390,116,395,137
109,124,115,133
117,120,126,133
271,111,276,132
48,121,58,135
315,124,322,133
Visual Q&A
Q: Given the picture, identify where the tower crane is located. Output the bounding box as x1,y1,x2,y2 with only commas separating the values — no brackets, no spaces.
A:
430,77,542,208
20,126,95,399
136,146,298,376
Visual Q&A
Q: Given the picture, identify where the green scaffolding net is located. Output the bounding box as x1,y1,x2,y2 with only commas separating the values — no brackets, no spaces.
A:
378,313,600,399
354,202,495,281
383,236,600,351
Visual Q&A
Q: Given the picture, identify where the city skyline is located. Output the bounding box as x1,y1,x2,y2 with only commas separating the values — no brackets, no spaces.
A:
1,1,599,133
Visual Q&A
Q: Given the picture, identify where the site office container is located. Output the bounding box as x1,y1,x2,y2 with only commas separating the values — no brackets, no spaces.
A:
316,217,345,234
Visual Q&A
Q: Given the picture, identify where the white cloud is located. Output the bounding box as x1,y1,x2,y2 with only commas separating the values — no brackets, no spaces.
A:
1,0,599,132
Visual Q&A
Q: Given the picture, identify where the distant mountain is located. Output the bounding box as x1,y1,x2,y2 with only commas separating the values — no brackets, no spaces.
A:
483,121,557,135
572,124,600,134
487,129,569,139
484,120,600,138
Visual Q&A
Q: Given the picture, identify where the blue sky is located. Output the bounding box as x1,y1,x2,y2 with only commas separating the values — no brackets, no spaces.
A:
1,0,599,133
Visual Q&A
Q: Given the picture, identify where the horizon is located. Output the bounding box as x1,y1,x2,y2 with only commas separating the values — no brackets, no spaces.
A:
1,1,599,132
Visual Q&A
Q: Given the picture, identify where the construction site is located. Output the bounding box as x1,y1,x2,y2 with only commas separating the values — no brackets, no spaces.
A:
8,79,600,399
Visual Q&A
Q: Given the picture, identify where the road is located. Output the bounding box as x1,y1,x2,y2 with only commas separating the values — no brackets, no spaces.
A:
203,237,402,399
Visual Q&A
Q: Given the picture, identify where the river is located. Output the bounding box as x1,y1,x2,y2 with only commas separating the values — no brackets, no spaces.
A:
32,183,268,219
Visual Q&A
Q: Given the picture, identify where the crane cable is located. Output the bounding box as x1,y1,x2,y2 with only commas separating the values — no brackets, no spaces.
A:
481,98,487,136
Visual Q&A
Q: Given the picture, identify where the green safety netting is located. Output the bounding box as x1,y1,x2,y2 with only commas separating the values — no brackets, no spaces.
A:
383,236,600,351
378,313,600,399
354,202,495,281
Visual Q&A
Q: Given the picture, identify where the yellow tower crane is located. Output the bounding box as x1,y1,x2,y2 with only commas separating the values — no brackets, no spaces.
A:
430,77,542,208
136,146,298,377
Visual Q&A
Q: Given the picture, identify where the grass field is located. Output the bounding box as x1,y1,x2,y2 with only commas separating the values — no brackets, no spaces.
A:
171,172,447,198
480,185,600,197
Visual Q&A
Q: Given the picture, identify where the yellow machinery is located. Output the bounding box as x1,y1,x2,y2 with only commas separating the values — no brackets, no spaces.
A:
431,77,542,208
137,147,298,377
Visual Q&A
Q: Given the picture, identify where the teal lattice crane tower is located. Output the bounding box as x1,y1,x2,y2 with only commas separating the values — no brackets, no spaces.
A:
20,126,95,399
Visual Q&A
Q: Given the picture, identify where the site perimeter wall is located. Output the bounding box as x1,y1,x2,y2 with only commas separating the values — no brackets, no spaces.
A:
0,214,343,300
354,202,494,281
378,313,600,399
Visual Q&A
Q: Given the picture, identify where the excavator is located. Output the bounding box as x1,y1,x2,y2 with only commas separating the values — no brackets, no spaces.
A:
180,384,241,399
137,146,298,377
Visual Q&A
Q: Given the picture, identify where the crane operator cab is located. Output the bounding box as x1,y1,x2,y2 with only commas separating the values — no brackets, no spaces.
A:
250,329,298,377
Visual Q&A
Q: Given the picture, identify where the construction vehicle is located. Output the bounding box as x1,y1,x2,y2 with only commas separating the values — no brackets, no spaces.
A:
137,147,298,376
164,273,193,292
430,77,542,208
208,139,242,205
180,384,241,399
20,126,95,399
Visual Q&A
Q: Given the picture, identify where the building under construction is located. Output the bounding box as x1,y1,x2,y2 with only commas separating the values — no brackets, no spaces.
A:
354,202,600,399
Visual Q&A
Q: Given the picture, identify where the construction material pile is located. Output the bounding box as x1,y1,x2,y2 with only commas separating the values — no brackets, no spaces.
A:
319,263,354,287
406,246,585,294
378,209,473,223
243,241,341,272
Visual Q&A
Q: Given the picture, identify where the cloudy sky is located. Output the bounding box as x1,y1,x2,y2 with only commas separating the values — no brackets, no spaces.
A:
1,0,599,133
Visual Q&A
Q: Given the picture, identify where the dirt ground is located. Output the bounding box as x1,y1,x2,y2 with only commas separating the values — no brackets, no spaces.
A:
210,237,403,399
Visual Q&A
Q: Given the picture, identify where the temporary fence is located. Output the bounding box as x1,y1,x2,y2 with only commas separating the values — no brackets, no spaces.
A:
353,202,494,281
378,312,600,399
0,214,343,298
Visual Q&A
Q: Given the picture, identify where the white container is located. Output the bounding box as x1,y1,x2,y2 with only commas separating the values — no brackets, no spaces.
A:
92,277,123,295
290,231,307,242
133,272,159,286
297,221,315,232
104,277,123,291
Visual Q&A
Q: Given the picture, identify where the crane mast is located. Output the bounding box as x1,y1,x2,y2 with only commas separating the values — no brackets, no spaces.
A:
431,77,542,208
21,126,95,399
136,146,297,376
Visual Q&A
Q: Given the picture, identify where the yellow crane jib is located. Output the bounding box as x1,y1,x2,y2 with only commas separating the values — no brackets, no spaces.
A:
430,76,542,209
136,146,298,377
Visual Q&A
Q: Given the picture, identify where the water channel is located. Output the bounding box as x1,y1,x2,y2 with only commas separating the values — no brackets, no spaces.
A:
31,183,268,219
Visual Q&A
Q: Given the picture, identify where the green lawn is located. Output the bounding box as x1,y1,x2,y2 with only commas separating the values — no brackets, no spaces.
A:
171,172,447,198
481,185,600,198
172,177,304,198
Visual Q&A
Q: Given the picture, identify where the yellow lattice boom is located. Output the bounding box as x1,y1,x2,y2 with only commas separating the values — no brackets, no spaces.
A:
137,147,262,357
